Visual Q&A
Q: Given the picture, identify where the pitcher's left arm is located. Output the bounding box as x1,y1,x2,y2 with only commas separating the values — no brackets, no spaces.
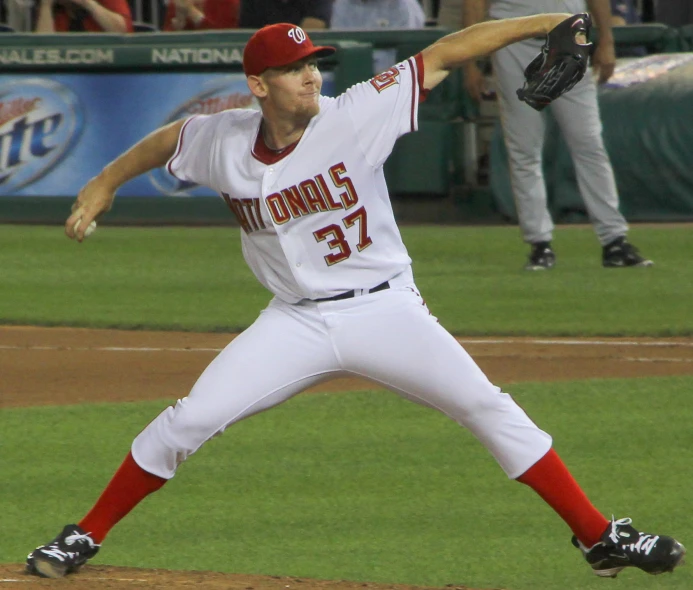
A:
421,13,572,91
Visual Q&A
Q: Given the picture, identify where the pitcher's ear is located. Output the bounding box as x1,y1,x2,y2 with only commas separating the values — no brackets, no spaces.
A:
247,75,268,99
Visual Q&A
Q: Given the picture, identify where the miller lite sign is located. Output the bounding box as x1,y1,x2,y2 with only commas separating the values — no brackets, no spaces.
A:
0,78,83,194
149,76,256,196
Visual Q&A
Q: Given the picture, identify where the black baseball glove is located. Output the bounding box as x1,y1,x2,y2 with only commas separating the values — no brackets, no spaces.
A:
516,13,593,111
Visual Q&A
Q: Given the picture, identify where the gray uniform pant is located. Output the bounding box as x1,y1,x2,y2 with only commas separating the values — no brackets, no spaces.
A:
493,39,628,245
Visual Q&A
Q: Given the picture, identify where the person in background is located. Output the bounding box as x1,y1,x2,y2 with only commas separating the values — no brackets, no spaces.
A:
238,0,332,29
6,0,35,31
610,0,646,57
35,0,133,32
436,0,463,28
332,0,426,29
461,0,653,270
331,0,426,73
610,0,639,25
163,0,239,30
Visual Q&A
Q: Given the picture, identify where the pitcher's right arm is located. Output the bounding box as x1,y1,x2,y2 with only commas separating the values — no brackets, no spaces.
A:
66,119,185,241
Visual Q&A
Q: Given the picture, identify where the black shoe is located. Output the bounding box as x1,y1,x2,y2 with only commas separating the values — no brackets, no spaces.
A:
572,517,685,578
602,237,653,267
26,524,100,578
524,241,556,271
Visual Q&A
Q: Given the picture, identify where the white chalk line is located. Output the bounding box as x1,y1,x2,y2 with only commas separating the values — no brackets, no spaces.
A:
457,338,693,347
1,337,692,355
0,577,146,583
90,578,147,582
0,345,221,352
624,356,693,363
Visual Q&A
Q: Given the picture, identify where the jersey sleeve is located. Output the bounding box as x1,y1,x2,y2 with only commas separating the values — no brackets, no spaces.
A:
344,54,425,168
166,115,217,189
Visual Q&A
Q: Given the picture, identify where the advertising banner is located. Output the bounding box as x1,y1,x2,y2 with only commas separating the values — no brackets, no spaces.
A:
0,72,335,198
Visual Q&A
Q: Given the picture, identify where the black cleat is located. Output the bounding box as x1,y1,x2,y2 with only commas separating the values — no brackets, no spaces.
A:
26,524,100,578
524,241,556,271
572,517,685,578
602,237,653,268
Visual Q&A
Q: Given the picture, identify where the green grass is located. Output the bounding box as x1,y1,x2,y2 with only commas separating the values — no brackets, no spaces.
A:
0,224,691,335
2,376,692,590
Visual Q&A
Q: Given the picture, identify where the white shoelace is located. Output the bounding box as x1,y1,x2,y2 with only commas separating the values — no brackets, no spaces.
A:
608,517,659,555
63,531,97,548
608,517,634,543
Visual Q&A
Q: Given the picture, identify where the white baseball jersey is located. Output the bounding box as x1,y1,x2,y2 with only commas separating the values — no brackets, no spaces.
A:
167,56,426,303
136,53,552,487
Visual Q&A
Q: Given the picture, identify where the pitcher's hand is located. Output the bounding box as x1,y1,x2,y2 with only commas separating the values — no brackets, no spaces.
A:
65,176,115,242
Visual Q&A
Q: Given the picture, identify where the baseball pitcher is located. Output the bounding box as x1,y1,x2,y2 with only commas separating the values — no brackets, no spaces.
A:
26,17,683,581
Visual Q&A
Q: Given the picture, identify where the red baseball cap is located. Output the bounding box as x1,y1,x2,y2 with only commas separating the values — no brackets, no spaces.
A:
243,23,336,77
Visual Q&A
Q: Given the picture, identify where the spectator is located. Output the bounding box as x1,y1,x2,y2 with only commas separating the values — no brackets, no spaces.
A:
610,0,646,57
163,0,239,30
128,0,166,31
331,0,426,73
35,0,133,32
436,0,462,29
238,0,331,29
332,0,425,29
611,0,640,25
6,0,36,31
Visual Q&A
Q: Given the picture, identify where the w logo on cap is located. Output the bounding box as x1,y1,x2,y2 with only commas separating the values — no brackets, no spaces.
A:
288,27,307,44
243,23,335,76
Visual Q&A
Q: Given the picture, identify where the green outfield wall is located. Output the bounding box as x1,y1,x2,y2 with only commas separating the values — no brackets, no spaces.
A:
1,27,692,224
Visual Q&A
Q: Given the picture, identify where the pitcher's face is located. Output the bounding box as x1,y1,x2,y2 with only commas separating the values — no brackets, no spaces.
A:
261,57,323,121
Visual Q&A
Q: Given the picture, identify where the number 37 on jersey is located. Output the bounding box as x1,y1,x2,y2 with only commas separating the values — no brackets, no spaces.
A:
221,161,372,267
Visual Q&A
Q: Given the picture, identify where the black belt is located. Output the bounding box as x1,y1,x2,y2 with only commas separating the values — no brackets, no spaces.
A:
314,280,390,303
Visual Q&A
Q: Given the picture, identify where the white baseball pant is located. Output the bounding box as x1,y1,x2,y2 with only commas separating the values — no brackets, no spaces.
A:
132,278,552,480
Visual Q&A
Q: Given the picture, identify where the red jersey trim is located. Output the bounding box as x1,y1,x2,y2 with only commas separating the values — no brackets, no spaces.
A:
167,116,197,180
251,123,300,165
414,53,430,103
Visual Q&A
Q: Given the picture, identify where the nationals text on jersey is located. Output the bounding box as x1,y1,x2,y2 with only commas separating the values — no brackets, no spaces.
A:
222,161,359,231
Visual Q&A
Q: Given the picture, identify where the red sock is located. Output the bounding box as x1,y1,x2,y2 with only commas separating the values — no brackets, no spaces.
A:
517,448,608,547
79,451,167,543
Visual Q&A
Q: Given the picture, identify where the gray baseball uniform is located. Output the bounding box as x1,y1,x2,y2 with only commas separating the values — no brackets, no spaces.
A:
490,0,628,245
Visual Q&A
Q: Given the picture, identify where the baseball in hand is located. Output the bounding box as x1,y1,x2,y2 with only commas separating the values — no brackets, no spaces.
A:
73,218,97,238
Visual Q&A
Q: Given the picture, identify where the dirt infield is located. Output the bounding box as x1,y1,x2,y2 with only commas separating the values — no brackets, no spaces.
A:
1,326,692,589
0,567,477,590
2,326,692,409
